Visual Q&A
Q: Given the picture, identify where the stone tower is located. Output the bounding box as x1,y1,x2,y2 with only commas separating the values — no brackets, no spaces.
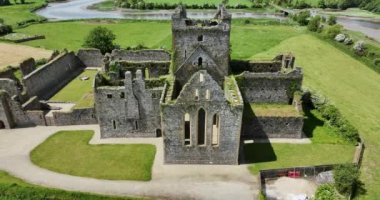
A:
172,5,231,87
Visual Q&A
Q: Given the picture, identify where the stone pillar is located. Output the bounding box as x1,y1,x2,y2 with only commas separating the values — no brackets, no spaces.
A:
124,71,139,119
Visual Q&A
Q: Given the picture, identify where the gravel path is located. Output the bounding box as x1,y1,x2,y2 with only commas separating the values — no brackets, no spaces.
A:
0,125,258,200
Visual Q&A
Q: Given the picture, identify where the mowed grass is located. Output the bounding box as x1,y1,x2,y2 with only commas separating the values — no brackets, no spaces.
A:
30,130,156,181
15,20,303,59
245,143,355,174
253,34,380,199
18,20,172,51
0,0,46,26
50,69,97,108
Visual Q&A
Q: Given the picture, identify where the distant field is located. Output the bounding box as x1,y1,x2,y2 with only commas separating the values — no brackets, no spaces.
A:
15,20,303,59
0,0,46,26
0,43,51,70
50,69,98,108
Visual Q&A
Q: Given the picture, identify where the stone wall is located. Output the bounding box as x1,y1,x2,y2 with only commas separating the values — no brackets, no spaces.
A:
77,48,104,68
111,49,170,62
26,110,46,126
161,71,243,165
0,91,15,129
19,58,36,77
23,52,84,99
0,78,19,98
243,115,304,138
95,70,164,138
237,68,303,104
52,108,97,126
117,61,170,78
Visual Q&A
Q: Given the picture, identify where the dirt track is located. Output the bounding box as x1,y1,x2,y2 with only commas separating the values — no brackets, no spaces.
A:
0,43,52,69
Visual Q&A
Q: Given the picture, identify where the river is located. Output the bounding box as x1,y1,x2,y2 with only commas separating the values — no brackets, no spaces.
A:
36,0,380,42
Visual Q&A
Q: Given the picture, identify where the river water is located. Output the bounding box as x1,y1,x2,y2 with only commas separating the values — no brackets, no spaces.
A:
36,0,380,42
36,0,285,20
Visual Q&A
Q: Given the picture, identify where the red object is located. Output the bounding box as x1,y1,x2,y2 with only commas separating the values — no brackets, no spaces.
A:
288,171,301,178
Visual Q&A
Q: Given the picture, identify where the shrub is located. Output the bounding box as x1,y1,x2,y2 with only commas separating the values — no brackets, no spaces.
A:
328,15,337,25
0,24,12,36
83,26,116,54
293,11,310,26
315,184,338,200
35,58,48,66
334,164,360,196
374,58,380,66
323,24,342,39
0,0,10,6
308,16,321,32
318,0,326,8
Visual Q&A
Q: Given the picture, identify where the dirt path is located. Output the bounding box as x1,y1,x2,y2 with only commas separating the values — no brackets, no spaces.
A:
0,43,52,69
0,125,258,200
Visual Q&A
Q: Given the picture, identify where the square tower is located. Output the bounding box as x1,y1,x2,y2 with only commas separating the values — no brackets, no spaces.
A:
172,5,231,87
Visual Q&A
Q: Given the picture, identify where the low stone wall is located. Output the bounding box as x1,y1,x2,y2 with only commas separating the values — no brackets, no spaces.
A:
231,60,282,73
23,52,84,99
77,48,104,68
117,61,170,78
26,110,46,126
51,107,97,126
19,58,36,77
0,78,19,97
243,115,304,138
237,68,303,104
111,49,171,62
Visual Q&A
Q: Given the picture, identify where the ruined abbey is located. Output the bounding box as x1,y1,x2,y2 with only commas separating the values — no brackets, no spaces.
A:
0,5,304,165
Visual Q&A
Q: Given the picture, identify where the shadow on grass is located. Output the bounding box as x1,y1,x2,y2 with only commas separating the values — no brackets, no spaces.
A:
240,103,277,164
302,104,325,139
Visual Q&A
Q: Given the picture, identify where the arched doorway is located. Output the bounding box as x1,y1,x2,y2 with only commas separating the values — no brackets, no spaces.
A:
0,120,5,129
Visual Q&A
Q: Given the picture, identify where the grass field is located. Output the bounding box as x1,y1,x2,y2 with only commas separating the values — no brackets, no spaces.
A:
15,20,303,59
0,43,51,70
245,143,355,174
0,0,46,26
50,69,98,108
253,34,380,199
0,171,139,199
30,130,156,181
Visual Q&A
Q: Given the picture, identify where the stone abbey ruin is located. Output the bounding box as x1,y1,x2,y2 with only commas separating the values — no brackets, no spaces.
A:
0,5,304,165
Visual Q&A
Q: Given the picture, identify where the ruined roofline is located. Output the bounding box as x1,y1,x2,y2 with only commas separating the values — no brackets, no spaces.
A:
172,4,232,28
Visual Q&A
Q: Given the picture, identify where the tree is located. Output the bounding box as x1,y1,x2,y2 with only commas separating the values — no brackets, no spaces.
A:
334,164,360,196
328,15,337,25
83,26,116,54
293,11,310,26
318,0,326,8
308,15,321,32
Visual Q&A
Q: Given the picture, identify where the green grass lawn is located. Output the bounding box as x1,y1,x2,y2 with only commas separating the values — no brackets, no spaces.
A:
245,143,355,174
30,130,156,181
0,0,46,26
15,20,302,59
0,171,140,199
253,33,380,199
50,69,97,108
17,20,172,51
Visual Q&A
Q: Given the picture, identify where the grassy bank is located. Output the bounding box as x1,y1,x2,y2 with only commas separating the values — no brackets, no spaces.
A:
0,171,140,199
0,0,46,26
31,130,156,181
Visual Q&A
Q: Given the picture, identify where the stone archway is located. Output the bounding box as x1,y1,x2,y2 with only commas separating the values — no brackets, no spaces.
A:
0,120,5,129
